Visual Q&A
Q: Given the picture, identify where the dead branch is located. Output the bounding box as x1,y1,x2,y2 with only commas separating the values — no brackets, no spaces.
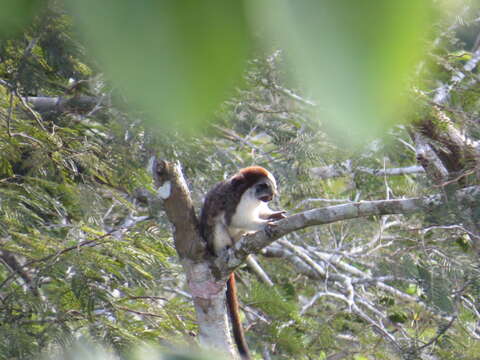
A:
222,185,480,273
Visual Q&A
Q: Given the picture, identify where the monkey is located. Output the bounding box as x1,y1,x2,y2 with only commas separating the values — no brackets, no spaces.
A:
200,166,285,255
199,166,286,359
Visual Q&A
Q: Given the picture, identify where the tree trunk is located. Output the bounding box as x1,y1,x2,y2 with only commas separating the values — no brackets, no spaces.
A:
149,158,238,358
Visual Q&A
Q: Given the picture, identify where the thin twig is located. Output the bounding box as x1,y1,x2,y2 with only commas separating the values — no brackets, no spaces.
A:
7,91,14,137
14,89,48,132
417,316,457,351
435,167,477,187
115,305,165,318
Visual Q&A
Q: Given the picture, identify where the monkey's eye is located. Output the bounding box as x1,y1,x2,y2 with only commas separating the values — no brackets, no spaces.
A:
256,183,273,202
256,183,269,191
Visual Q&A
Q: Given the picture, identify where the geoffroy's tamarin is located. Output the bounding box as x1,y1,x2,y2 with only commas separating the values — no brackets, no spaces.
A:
200,166,285,359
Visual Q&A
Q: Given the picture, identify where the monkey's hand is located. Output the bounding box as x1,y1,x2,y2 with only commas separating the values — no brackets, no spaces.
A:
267,210,287,221
264,220,281,238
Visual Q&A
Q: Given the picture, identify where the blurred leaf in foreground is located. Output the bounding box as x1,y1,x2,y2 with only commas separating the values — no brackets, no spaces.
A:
0,0,42,36
66,0,250,131
249,0,433,145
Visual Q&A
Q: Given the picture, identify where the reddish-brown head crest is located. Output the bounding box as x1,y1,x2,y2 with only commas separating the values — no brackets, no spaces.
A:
231,166,277,191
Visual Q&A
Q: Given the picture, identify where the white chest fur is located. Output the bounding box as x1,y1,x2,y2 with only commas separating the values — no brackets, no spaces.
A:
210,180,278,254
228,188,269,241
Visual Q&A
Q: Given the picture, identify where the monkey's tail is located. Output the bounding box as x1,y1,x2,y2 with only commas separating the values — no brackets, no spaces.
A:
226,272,251,360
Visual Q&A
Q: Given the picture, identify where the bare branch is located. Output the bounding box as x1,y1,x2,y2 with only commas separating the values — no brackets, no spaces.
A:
222,185,480,272
149,158,236,357
310,163,424,180
413,133,449,184
245,255,274,286
110,214,150,240
25,95,102,115
434,46,480,104
15,91,47,132
262,245,318,278
270,82,317,106
149,157,204,259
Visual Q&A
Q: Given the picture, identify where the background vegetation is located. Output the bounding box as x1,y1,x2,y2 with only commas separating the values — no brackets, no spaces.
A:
0,1,479,359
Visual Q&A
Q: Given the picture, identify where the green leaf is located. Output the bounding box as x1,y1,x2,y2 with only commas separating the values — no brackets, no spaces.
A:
65,0,250,131
0,0,42,36
250,0,433,145
0,158,13,177
354,355,370,360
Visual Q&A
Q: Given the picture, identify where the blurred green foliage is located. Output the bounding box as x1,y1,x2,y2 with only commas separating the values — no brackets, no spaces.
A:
0,0,43,36
0,0,439,145
250,0,433,144
0,1,479,360
65,0,250,132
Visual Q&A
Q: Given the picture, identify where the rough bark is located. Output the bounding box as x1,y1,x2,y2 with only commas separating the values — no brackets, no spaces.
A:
149,158,238,358
150,158,204,259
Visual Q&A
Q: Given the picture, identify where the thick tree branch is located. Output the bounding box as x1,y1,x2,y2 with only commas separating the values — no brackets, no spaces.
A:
221,185,480,273
1,80,101,115
413,132,449,184
149,158,237,358
25,95,101,115
149,157,205,259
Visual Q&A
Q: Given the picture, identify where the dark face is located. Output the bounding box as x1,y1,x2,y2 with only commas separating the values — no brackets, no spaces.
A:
255,180,275,202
